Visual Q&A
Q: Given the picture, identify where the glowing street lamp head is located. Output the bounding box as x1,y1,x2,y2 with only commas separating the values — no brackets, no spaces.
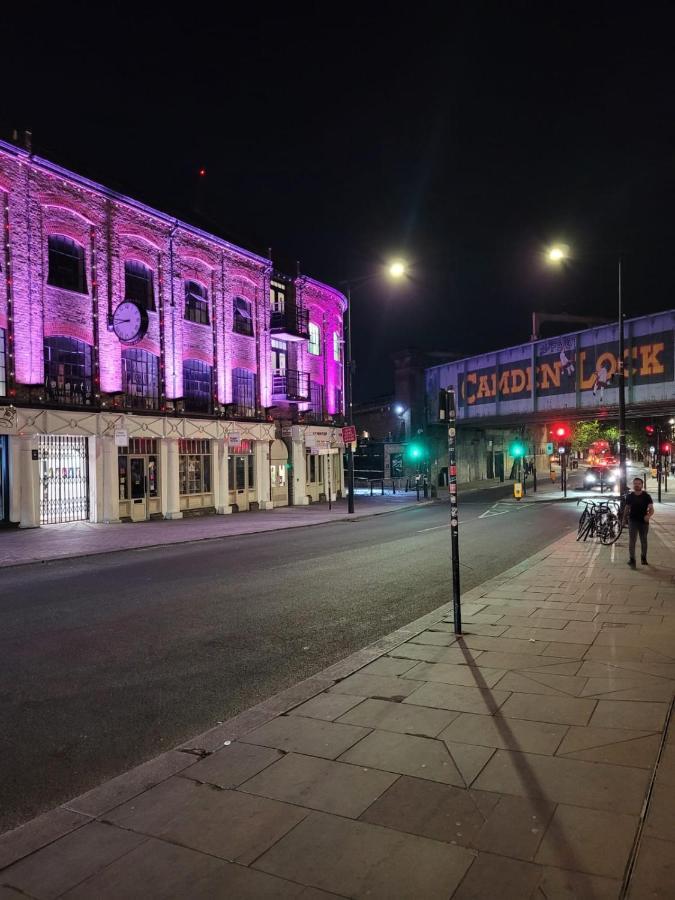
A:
394,404,405,415
388,260,407,279
546,244,569,264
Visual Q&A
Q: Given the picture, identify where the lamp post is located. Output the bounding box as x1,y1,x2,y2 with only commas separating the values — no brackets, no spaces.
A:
342,260,408,514
546,246,628,495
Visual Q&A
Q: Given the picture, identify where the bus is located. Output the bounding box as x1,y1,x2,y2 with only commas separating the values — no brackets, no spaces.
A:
587,440,616,466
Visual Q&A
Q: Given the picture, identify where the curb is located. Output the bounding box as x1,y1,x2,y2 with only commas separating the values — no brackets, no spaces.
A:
0,501,434,572
0,531,567,866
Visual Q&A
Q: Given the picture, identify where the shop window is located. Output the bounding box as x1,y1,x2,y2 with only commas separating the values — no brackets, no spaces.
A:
121,348,159,410
184,280,210,325
228,442,255,492
232,367,256,417
183,359,212,413
306,452,322,484
233,296,254,336
178,438,211,495
47,234,87,293
0,327,6,396
44,336,93,406
125,260,155,310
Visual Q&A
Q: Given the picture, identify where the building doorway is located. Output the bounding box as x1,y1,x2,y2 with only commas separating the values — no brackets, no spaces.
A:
118,438,159,521
270,439,289,507
494,451,505,482
0,436,8,524
38,434,90,524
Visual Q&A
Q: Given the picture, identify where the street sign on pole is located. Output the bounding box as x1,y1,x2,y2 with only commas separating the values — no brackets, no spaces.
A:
440,388,462,635
342,425,357,445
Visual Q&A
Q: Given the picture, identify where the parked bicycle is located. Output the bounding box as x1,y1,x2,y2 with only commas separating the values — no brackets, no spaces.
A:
576,497,624,545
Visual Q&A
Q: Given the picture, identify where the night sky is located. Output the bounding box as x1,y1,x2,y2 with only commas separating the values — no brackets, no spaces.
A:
5,5,675,400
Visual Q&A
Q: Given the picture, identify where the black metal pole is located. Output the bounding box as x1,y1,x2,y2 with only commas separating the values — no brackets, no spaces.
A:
618,257,628,496
657,428,662,503
444,388,462,635
345,285,355,514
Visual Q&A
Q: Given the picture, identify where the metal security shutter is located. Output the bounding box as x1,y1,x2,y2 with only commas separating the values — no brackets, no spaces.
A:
39,435,90,524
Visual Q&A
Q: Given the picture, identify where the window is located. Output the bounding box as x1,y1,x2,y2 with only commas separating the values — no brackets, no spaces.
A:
232,367,256,417
183,359,212,413
227,442,255,493
44,337,93,405
270,279,286,312
184,280,209,325
333,331,341,362
271,338,287,372
308,322,320,355
306,453,322,484
125,260,155,310
0,328,6,397
47,235,87,293
306,381,324,422
178,438,211,495
121,348,159,410
233,296,254,336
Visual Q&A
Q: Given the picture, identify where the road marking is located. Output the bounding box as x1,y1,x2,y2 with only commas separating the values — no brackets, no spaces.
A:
417,524,449,533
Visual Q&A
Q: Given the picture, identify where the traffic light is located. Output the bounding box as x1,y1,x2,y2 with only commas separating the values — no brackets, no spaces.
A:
551,423,571,440
406,441,425,461
645,425,655,436
509,440,526,459
661,442,671,455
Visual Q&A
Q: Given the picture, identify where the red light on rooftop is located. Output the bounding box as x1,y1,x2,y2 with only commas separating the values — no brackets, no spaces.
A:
198,167,207,177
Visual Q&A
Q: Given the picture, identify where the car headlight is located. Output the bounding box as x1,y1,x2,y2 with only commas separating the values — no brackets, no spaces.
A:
585,474,596,483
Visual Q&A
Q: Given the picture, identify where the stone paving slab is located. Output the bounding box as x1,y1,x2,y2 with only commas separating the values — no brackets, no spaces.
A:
2,511,674,898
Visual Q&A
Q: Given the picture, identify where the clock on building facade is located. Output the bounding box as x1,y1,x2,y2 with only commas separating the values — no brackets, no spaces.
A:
112,301,149,344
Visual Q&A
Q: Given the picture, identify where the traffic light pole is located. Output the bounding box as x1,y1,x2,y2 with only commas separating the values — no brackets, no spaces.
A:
440,389,462,635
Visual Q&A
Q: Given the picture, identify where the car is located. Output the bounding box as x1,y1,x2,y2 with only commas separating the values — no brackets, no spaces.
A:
583,465,618,490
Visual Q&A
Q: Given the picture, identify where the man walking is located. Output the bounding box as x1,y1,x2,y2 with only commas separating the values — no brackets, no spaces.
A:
623,476,654,567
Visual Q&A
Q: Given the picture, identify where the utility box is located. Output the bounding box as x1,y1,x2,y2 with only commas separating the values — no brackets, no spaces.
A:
514,482,523,500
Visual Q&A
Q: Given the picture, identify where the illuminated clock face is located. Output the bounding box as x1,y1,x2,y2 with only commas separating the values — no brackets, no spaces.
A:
113,301,148,344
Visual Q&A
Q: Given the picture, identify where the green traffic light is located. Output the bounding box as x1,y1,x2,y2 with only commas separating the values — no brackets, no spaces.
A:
510,441,526,459
407,442,424,460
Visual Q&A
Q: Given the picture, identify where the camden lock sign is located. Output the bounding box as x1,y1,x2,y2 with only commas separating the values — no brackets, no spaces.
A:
458,330,674,407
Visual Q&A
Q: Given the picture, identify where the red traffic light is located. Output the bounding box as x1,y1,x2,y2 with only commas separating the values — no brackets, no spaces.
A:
662,443,671,454
645,425,655,435
552,423,570,439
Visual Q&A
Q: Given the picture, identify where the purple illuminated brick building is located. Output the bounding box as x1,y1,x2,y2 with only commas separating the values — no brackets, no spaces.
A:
0,138,347,526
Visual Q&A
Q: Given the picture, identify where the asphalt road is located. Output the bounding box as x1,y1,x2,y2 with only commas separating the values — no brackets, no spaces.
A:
0,491,577,832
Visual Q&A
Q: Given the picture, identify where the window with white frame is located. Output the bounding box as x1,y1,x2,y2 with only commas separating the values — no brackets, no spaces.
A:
333,331,341,362
178,438,211,495
308,322,320,355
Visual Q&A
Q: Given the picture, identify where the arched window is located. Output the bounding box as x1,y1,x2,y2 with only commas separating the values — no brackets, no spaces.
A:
121,348,160,410
183,359,212,413
47,235,87,293
233,296,254,336
124,260,155,310
184,280,210,325
44,337,93,405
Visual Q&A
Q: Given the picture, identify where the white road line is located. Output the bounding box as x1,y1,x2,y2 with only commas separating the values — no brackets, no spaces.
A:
416,524,450,533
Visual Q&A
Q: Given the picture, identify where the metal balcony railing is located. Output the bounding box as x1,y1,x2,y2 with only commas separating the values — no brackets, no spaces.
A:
270,306,310,340
272,369,310,401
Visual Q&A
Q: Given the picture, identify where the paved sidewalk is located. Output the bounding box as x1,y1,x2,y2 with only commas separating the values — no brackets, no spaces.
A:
1,514,674,897
0,492,429,569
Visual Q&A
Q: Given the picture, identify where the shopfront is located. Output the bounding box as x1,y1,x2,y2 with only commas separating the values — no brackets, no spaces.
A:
118,437,160,522
0,435,8,524
228,440,257,511
178,438,214,514
270,438,289,507
38,434,90,525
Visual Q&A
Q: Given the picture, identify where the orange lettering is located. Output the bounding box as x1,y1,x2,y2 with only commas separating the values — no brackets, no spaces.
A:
511,369,526,394
464,372,477,405
639,342,665,376
476,375,492,399
538,362,561,390
497,370,511,396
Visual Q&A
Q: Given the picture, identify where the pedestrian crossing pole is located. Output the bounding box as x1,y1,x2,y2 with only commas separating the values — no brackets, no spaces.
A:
439,388,462,635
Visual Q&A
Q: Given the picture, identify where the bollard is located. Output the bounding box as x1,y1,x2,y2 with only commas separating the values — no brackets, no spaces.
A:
370,481,374,497
381,480,384,495
416,482,420,501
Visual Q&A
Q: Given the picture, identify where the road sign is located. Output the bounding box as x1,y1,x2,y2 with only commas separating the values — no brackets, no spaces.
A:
546,442,554,455
342,425,357,444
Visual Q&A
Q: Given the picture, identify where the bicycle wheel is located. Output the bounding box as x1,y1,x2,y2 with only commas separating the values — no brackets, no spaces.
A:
600,515,622,545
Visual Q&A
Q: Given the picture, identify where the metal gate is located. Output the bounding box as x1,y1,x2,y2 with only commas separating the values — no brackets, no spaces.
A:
39,435,90,524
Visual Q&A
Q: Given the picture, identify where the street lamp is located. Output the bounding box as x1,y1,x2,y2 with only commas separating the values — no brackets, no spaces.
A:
545,244,628,495
343,260,409,514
